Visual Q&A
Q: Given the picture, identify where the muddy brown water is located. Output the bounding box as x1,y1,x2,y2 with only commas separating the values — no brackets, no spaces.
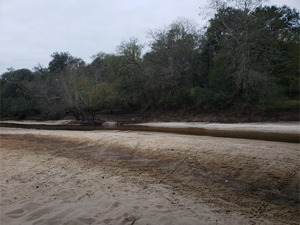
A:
0,122,299,143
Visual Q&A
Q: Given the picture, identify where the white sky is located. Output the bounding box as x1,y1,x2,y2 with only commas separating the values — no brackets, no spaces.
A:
0,0,299,75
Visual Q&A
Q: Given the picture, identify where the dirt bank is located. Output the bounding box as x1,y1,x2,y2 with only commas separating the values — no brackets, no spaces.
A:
0,128,299,224
139,110,300,123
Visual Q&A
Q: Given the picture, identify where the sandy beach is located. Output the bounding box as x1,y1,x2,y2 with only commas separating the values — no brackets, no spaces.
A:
0,124,299,224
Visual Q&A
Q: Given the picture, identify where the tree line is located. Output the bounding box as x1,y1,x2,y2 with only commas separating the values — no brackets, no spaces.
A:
1,3,299,120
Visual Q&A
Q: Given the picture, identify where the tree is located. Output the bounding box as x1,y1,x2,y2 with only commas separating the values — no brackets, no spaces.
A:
60,71,117,121
149,19,201,87
145,18,202,108
117,37,143,70
204,3,299,102
0,69,36,118
48,52,85,74
115,38,146,110
253,6,299,98
26,68,65,119
203,0,268,14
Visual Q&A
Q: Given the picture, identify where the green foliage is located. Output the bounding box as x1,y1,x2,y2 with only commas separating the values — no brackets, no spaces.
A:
147,19,201,89
269,100,299,111
0,69,38,119
1,4,298,120
49,52,85,74
189,87,232,109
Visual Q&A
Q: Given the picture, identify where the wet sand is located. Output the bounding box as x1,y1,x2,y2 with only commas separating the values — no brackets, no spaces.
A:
0,125,299,224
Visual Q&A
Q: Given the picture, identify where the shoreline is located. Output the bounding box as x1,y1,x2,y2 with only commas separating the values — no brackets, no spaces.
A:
1,121,299,143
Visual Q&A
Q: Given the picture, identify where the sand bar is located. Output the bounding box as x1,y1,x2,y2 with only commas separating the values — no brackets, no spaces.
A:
0,126,299,224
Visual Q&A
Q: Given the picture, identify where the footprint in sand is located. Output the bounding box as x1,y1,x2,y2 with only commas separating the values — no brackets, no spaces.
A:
6,208,25,218
77,217,96,224
0,198,12,206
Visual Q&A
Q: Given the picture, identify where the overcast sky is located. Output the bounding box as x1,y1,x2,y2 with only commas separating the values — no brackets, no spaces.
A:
0,0,299,75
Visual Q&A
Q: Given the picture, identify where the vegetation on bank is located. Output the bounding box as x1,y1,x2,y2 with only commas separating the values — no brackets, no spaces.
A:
1,2,299,121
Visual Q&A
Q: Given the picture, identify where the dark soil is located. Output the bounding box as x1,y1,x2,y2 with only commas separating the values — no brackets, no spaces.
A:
88,109,300,124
